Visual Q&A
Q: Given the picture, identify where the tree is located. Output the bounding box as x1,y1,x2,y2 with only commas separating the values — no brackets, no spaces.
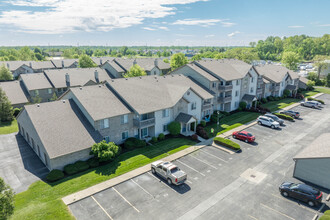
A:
314,56,328,79
170,53,188,70
168,121,181,136
163,58,169,63
34,47,42,54
50,93,58,101
307,71,318,81
90,141,121,162
0,88,13,122
326,73,330,87
78,54,97,68
34,53,43,61
19,46,35,61
191,54,202,61
281,51,300,70
0,177,14,220
306,80,315,90
123,64,146,78
32,95,42,104
0,65,13,81
249,42,256,48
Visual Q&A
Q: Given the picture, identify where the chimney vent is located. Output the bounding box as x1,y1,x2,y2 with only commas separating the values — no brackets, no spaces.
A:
94,70,99,82
29,62,32,67
100,59,103,65
61,60,64,68
6,63,9,69
154,59,158,67
65,73,70,84
62,100,66,103
79,87,82,90
133,59,137,65
37,104,40,107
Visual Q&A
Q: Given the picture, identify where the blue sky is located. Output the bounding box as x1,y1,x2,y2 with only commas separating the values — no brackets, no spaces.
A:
0,0,329,46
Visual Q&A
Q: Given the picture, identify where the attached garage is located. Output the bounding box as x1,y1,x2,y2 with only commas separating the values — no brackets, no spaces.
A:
293,133,330,189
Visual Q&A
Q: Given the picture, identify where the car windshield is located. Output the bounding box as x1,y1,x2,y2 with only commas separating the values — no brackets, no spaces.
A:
247,133,253,137
289,183,299,189
170,167,179,173
269,118,274,122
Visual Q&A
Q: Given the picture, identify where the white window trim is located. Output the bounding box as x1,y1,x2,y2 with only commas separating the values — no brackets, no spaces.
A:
122,131,128,140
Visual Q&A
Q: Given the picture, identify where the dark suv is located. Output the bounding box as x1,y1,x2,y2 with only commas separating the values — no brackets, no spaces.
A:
279,182,323,207
279,110,300,119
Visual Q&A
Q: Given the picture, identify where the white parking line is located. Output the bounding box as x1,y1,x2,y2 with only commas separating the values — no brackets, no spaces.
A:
271,194,318,214
199,149,228,163
91,196,113,220
112,187,140,213
147,172,177,193
189,154,218,169
176,160,206,176
260,203,295,220
187,180,193,184
318,203,325,212
247,214,258,220
131,179,154,198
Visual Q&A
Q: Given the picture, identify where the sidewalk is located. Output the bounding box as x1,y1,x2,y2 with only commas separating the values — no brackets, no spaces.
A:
62,93,323,206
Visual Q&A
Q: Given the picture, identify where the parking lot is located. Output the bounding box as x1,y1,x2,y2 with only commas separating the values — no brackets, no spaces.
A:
69,94,330,220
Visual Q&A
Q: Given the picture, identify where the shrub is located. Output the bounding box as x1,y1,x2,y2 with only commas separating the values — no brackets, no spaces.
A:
63,161,90,175
191,134,198,141
90,141,121,162
200,120,206,127
267,96,274,101
46,169,64,182
168,121,181,136
124,137,146,150
213,137,240,151
274,113,295,121
283,89,291,97
13,108,21,117
196,125,209,139
74,161,89,172
319,215,330,220
274,96,280,101
220,111,230,116
211,111,224,122
324,210,330,215
64,164,79,175
87,157,99,168
296,93,304,99
151,136,158,143
261,98,268,103
158,133,165,140
239,101,247,110
307,97,325,104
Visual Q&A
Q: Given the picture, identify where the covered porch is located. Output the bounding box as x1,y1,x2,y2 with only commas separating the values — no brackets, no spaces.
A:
241,94,258,109
175,113,197,136
285,84,298,97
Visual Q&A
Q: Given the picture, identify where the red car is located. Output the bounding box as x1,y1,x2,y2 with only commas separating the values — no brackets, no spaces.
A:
232,131,255,143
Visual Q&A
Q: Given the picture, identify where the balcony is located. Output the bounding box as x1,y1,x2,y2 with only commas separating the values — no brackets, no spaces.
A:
274,86,280,91
256,88,263,94
133,118,155,128
202,102,212,110
218,85,233,91
218,95,232,103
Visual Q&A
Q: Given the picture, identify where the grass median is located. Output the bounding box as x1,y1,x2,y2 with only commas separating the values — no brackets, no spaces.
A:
0,119,18,135
12,138,196,220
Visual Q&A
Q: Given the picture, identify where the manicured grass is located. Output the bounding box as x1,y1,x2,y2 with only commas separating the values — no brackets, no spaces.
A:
315,87,330,94
0,119,18,135
260,98,298,112
205,112,261,137
12,138,195,220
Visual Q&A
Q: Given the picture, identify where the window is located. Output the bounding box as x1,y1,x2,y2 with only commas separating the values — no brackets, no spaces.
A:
141,114,148,120
141,127,148,137
162,109,169,117
220,81,224,86
34,90,39,96
121,114,128,124
104,136,110,142
100,118,109,129
57,88,62,93
212,82,216,88
250,87,253,93
236,80,239,85
235,101,238,108
122,131,128,140
191,102,197,110
163,124,168,132
235,91,239,97
251,77,254,83
48,88,52,94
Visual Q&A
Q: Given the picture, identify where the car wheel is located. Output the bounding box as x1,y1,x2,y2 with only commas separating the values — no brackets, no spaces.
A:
271,125,275,129
258,121,262,125
167,178,172,185
233,135,236,139
151,168,156,174
245,139,248,143
308,201,315,207
281,191,289,197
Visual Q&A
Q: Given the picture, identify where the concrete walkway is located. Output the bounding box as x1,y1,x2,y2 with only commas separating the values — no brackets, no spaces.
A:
62,93,323,206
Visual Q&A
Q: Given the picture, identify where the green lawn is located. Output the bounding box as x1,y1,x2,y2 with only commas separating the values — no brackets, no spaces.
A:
0,119,18,135
12,138,196,220
205,112,261,137
260,98,298,112
302,87,330,98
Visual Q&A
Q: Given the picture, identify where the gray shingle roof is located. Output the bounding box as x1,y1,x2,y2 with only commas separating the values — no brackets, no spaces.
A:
288,70,299,80
114,58,170,72
20,73,52,91
254,65,291,83
44,68,111,88
0,61,55,71
286,85,297,91
0,81,29,105
299,77,309,84
51,59,78,68
186,63,218,81
241,94,257,102
70,84,132,121
175,113,194,123
294,133,330,159
91,57,115,66
23,99,103,159
107,74,212,114
0,61,31,72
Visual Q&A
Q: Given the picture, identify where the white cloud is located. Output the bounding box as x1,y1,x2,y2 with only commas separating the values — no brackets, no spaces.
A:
143,27,156,31
0,0,207,34
318,24,330,27
172,18,221,27
159,26,169,31
205,34,215,38
221,21,236,27
228,31,240,37
288,25,304,28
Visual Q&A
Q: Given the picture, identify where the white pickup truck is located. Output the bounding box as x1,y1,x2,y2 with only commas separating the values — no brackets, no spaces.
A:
151,161,187,185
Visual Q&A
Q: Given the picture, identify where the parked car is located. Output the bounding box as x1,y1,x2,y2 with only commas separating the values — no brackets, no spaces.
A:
301,101,321,109
279,182,323,207
264,113,284,125
151,161,187,185
280,110,300,119
232,131,255,143
257,116,280,129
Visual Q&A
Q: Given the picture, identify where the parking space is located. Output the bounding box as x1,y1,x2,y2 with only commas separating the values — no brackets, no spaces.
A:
69,94,330,220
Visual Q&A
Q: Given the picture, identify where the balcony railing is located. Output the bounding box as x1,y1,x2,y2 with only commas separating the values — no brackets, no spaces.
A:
133,118,155,128
202,103,212,110
256,88,263,94
218,85,233,91
218,95,232,103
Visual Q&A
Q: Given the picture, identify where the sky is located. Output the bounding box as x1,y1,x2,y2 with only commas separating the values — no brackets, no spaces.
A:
0,0,329,46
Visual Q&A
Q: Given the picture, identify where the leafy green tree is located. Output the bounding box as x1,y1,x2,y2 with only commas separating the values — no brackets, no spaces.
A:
249,42,256,48
34,47,42,54
326,73,330,87
19,46,35,61
314,56,329,79
306,80,315,90
0,88,14,122
307,72,318,81
90,141,121,162
225,48,259,64
281,51,301,70
168,121,181,136
170,53,188,70
0,65,13,81
50,93,58,101
163,58,169,63
78,54,97,68
32,95,42,104
123,64,146,78
34,53,43,61
191,54,202,61
0,177,14,220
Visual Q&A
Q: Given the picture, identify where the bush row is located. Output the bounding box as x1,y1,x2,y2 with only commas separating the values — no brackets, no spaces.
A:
274,113,295,121
213,137,240,151
124,137,146,150
307,97,325,104
196,125,209,139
